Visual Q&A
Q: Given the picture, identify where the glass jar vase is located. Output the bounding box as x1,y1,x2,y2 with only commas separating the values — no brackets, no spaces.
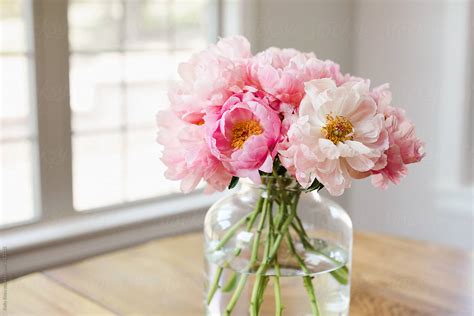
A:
204,176,352,316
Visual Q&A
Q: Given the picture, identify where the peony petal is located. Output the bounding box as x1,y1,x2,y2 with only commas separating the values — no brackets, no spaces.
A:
345,155,375,172
353,115,384,144
318,139,340,159
303,78,336,99
180,173,202,193
258,65,280,91
371,173,389,189
349,96,376,123
259,154,274,173
342,140,372,156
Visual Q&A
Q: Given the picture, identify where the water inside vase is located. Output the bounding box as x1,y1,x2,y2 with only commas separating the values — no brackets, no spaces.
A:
205,238,350,316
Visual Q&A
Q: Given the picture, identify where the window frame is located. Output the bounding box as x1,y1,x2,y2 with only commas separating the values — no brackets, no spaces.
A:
32,0,74,221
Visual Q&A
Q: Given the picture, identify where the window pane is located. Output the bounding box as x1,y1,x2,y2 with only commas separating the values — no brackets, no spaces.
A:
123,0,170,51
124,51,173,82
126,129,179,201
73,133,123,210
125,82,167,128
70,53,122,132
70,0,212,211
124,52,171,127
0,56,32,140
173,0,209,50
0,0,35,226
68,0,122,52
0,0,28,53
0,141,34,225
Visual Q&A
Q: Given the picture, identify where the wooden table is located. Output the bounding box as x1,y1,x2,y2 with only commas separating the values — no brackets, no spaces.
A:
6,232,473,315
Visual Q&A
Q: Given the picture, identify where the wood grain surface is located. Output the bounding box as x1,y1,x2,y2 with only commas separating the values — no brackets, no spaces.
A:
5,232,473,315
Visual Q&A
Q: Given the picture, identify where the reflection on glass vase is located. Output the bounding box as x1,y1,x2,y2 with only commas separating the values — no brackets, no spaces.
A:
204,176,352,316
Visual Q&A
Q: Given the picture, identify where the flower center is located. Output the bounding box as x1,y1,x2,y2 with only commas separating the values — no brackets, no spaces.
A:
321,114,354,144
231,120,263,149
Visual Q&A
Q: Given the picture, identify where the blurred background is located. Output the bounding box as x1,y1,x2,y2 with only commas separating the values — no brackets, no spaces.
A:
1,0,472,278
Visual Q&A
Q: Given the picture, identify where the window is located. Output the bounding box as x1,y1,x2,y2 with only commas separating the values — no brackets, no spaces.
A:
0,0,218,227
69,0,211,210
0,0,36,226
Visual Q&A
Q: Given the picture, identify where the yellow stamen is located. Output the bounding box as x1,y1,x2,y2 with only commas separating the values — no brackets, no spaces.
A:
231,120,263,149
321,114,354,144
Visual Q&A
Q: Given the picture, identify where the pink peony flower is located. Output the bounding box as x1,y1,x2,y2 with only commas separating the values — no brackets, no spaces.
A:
279,78,389,196
245,47,352,107
370,84,425,189
168,36,251,124
158,36,425,196
206,91,281,183
157,110,232,193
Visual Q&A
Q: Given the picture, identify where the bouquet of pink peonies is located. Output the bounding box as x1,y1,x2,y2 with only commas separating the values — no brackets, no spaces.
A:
157,35,424,196
157,36,425,316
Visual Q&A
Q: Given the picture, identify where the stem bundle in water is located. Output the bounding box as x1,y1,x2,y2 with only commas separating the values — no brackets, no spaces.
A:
206,175,349,315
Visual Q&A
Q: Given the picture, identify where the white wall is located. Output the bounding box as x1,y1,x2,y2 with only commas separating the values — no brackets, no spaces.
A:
233,0,473,249
350,0,472,250
224,0,354,69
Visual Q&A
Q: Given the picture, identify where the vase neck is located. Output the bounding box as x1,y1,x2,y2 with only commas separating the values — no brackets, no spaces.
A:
239,175,304,193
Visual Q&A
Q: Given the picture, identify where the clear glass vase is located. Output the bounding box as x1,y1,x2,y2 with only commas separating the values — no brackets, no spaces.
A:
204,176,352,316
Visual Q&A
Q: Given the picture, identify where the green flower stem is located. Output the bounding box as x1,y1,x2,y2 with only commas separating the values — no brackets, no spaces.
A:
290,217,349,285
215,197,264,252
285,233,309,274
294,211,308,236
207,197,265,304
247,197,265,230
227,183,273,315
221,196,266,292
257,276,270,311
214,214,252,251
273,257,283,316
330,266,349,285
273,171,290,198
271,197,284,316
250,272,264,315
208,215,250,304
249,191,299,316
303,276,321,316
250,187,274,316
272,190,286,316
264,193,300,266
292,216,349,286
274,202,285,229
256,198,275,313
250,195,270,266
286,233,320,316
221,272,238,292
225,274,248,316
206,266,223,305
